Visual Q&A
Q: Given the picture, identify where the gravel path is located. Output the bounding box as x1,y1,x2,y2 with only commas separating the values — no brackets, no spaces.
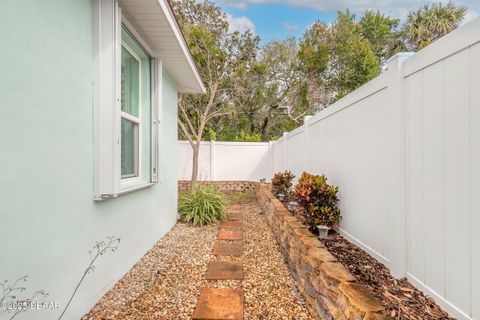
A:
83,192,309,319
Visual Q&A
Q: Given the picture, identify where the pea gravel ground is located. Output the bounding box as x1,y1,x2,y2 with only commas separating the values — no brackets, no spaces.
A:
82,192,310,320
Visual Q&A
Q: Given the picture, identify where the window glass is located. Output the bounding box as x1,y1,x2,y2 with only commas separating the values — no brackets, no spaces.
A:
121,118,137,177
121,47,140,117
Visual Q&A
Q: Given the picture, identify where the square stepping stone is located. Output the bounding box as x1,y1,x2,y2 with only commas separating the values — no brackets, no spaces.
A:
219,221,242,229
212,242,243,256
218,230,243,240
193,287,244,319
205,261,244,280
228,214,242,221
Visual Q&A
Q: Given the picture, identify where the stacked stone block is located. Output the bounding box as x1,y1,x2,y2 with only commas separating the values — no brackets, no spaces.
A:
178,180,260,192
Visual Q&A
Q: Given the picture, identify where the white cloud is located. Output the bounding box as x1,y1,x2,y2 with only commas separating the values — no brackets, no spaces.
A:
282,22,299,30
221,0,248,10
226,13,256,34
219,0,480,20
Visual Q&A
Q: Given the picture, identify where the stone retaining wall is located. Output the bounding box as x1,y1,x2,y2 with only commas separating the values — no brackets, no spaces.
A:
256,184,389,320
178,180,260,193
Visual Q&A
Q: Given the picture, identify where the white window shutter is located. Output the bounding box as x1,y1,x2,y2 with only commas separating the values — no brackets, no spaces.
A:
93,0,121,200
151,59,162,183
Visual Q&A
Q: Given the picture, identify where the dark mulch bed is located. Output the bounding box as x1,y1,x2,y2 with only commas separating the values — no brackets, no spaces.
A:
322,233,451,320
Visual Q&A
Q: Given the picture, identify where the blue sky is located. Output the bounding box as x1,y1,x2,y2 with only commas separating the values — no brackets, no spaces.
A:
216,0,480,42
224,3,337,41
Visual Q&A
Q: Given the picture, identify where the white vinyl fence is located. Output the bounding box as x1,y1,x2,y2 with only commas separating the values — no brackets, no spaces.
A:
270,19,480,320
177,18,480,319
177,141,272,181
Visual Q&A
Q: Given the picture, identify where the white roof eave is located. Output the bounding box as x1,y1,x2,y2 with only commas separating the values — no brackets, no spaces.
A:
119,0,206,94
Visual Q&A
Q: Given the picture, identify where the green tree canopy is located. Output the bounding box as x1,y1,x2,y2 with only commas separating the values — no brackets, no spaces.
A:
358,10,400,64
298,11,381,103
331,10,381,99
173,0,469,158
206,38,313,141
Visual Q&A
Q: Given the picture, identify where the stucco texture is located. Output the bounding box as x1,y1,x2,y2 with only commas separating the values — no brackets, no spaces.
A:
0,0,179,319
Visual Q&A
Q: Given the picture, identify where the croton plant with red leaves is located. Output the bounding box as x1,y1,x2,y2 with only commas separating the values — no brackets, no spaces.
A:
271,170,295,197
294,171,341,229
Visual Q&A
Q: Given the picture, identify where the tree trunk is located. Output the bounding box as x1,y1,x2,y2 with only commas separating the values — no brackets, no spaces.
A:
260,104,278,140
260,116,270,141
191,142,200,188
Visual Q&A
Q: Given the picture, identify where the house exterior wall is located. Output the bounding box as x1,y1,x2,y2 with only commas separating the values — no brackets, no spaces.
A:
0,1,178,319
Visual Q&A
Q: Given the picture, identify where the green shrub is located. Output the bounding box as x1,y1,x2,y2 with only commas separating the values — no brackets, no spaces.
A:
271,171,295,197
294,171,341,228
233,130,261,142
179,185,228,226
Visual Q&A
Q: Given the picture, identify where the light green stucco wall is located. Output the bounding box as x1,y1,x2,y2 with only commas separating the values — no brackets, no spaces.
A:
0,1,179,319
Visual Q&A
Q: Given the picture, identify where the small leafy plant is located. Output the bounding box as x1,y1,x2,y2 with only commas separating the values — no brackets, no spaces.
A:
179,185,228,226
271,171,295,198
294,171,341,229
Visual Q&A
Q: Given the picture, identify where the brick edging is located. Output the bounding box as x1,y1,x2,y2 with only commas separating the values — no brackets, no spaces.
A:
256,184,390,320
178,180,261,192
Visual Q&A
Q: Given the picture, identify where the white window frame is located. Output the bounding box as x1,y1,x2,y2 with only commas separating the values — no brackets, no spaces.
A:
93,0,162,201
120,41,141,180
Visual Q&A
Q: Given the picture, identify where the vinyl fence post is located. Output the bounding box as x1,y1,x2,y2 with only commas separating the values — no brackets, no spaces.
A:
283,132,288,171
303,116,312,173
386,52,413,279
268,140,274,179
210,140,215,180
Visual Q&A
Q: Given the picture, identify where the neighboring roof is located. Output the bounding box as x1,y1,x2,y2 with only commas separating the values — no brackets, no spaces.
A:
119,0,206,93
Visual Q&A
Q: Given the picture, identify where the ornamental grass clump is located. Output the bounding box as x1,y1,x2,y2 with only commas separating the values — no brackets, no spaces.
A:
271,170,295,198
179,185,228,226
294,171,341,229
